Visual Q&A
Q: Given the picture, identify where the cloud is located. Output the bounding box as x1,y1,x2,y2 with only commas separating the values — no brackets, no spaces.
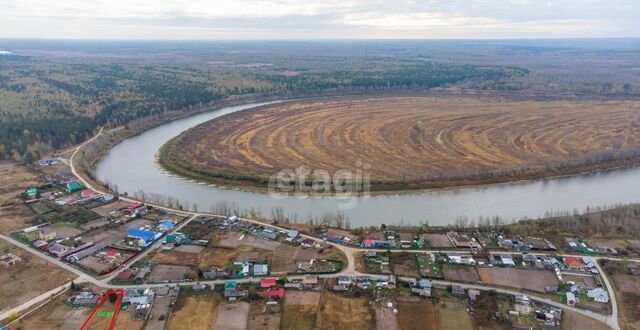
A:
0,0,638,39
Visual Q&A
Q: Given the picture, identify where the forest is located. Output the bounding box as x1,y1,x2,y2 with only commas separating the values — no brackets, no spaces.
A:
1,39,639,161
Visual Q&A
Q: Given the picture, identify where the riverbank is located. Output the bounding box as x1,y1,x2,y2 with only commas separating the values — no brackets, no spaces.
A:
157,95,640,194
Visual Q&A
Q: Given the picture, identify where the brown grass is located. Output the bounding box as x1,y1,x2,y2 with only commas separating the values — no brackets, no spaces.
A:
281,291,320,330
0,243,76,314
168,294,221,330
161,96,640,189
436,304,473,330
477,268,558,293
562,310,609,330
317,292,375,330
0,163,41,233
396,302,437,330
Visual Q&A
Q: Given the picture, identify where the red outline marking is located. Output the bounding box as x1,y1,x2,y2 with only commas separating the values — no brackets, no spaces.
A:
80,289,124,330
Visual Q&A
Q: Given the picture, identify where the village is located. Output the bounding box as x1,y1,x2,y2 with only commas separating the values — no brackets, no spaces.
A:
0,158,638,330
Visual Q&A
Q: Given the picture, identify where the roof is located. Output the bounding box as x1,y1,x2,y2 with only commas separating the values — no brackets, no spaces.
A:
362,239,376,245
254,264,269,274
116,271,133,281
224,281,238,290
127,202,143,210
104,249,118,258
127,229,155,241
39,226,56,235
288,230,299,238
564,257,583,268
267,288,285,298
418,279,432,288
261,278,277,288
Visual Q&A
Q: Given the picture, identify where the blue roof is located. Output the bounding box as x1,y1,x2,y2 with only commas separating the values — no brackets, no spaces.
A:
288,230,299,238
127,229,155,242
159,219,176,227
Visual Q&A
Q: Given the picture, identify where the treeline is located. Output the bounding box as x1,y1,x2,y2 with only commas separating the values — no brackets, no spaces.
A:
0,54,524,161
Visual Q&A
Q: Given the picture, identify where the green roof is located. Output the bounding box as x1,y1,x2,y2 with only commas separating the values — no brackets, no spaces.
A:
26,187,38,196
66,181,84,192
224,281,237,291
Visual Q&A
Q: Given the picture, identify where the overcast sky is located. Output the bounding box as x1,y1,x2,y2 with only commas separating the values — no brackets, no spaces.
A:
1,0,639,39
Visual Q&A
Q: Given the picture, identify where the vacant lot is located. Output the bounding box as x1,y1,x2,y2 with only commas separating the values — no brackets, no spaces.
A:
161,96,640,189
390,252,420,277
442,265,481,283
421,234,453,248
281,291,320,330
375,307,398,330
477,268,558,292
396,302,437,330
436,303,473,330
147,264,189,282
562,310,609,330
0,163,40,233
248,301,280,330
212,302,250,330
317,292,374,330
0,243,75,314
168,293,220,330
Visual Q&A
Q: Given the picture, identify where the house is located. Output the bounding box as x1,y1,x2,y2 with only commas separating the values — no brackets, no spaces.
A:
166,232,188,244
80,189,96,198
33,240,48,249
300,238,315,248
468,289,481,303
69,290,101,307
261,278,277,288
122,288,154,305
254,264,269,276
102,249,120,259
629,267,640,276
47,243,69,257
418,279,432,289
101,194,115,203
499,254,515,266
224,281,238,292
411,287,431,298
127,229,156,247
452,285,465,296
66,181,84,193
566,292,576,306
157,219,176,232
287,230,299,240
39,226,57,241
115,271,134,282
262,287,285,300
285,282,302,290
333,285,348,291
224,290,248,301
516,294,531,306
258,229,277,240
563,257,584,270
338,276,354,286
26,187,39,197
362,239,376,248
302,275,319,288
0,253,22,267
587,288,610,303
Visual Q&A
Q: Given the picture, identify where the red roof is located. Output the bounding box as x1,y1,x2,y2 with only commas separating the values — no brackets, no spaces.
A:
564,257,583,267
363,239,376,245
127,202,142,210
115,271,133,281
261,278,277,288
104,249,118,258
268,288,284,298
81,189,95,198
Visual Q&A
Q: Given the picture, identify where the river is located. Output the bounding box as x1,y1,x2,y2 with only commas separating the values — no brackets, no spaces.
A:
95,101,640,227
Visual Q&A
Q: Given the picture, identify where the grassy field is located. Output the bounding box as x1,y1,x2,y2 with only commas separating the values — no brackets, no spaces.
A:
281,291,320,330
436,303,474,330
0,163,41,233
160,96,640,190
317,292,375,330
0,242,76,314
167,291,221,330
